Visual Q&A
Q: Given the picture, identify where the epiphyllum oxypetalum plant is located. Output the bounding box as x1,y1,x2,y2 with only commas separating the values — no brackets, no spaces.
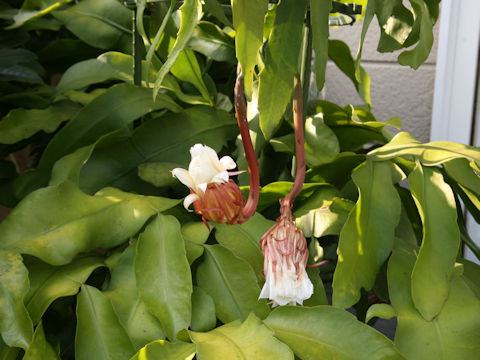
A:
172,66,259,226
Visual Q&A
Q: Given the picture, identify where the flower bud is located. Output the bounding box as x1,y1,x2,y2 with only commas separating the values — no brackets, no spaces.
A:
259,216,313,307
192,180,245,224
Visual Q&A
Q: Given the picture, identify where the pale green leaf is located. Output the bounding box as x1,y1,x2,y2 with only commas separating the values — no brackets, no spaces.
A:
196,245,269,323
191,286,216,332
130,340,195,360
231,0,268,98
310,0,332,90
365,304,396,323
304,115,340,167
0,251,33,349
135,215,192,341
181,222,210,265
104,244,165,350
264,306,404,360
408,163,460,320
0,181,178,265
75,285,135,360
332,161,401,309
191,313,293,360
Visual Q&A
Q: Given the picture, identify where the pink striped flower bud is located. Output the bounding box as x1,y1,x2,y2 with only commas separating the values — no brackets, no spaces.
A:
259,215,313,306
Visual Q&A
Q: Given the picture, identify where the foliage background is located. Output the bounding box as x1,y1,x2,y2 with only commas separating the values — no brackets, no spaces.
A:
0,0,479,359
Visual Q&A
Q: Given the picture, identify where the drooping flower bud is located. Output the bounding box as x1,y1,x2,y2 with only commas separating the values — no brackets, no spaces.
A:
259,213,313,307
172,144,245,225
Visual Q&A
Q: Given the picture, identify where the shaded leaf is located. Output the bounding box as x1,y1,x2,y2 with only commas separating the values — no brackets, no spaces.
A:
189,21,235,63
191,286,216,332
135,215,192,341
6,0,72,30
25,256,104,324
75,285,135,360
310,0,331,90
181,222,210,265
23,321,59,360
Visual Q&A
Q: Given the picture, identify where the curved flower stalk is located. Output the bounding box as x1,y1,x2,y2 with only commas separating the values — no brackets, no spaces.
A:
259,75,316,307
172,65,260,226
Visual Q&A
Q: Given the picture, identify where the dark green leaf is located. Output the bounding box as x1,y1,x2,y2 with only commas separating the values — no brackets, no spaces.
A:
75,285,135,360
53,0,132,51
25,256,104,324
135,214,192,341
0,101,80,144
333,161,401,309
189,21,235,63
6,0,72,29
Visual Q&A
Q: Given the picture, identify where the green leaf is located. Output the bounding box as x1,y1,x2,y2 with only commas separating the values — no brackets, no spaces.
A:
135,214,192,341
25,256,104,324
258,0,307,139
304,115,340,167
388,238,480,359
189,21,235,63
459,259,480,299
204,0,230,26
231,0,268,98
23,321,59,360
0,181,178,265
191,313,293,360
169,49,212,104
398,0,434,69
196,245,269,323
303,267,328,306
443,158,480,213
264,306,404,359
365,303,396,323
6,0,73,30
214,213,274,280
76,106,237,193
181,222,210,265
368,132,480,165
53,0,132,51
0,251,33,349
332,161,401,309
408,163,460,320
137,162,180,188
103,244,165,350
0,101,79,144
191,286,216,332
76,285,135,360
16,83,181,197
0,338,20,360
0,65,43,84
130,340,195,360
310,0,331,90
328,39,371,105
153,0,202,99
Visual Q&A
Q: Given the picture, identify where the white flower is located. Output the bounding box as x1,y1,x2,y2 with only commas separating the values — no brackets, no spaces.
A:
259,217,313,307
172,144,237,211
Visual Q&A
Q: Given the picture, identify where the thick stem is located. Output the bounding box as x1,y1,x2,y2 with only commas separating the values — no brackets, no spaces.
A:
234,65,260,222
282,74,306,215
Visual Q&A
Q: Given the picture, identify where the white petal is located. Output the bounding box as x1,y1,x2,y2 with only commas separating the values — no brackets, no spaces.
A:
219,155,237,170
211,170,229,184
198,183,208,193
171,168,195,189
183,193,201,211
189,145,221,186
